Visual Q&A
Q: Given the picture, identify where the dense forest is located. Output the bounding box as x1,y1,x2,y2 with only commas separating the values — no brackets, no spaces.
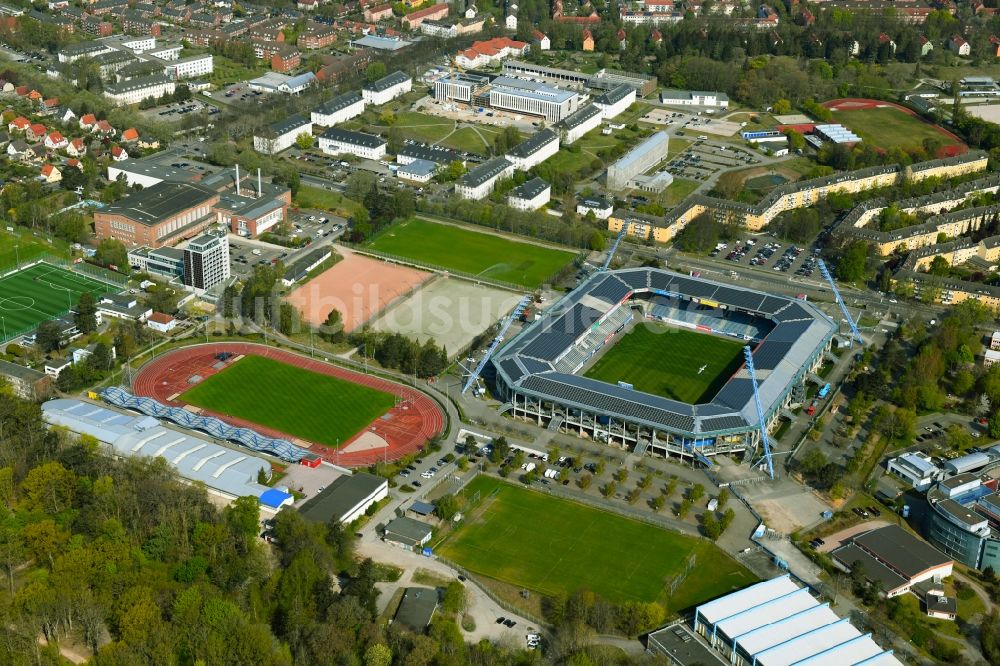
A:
0,385,551,665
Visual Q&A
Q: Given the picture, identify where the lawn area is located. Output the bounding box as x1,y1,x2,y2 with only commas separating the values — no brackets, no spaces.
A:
663,177,700,206
546,126,644,178
387,111,455,144
210,55,268,87
365,218,576,287
832,107,963,153
585,324,746,404
294,186,366,221
179,355,396,448
0,263,113,339
0,227,68,271
439,126,495,155
437,477,757,609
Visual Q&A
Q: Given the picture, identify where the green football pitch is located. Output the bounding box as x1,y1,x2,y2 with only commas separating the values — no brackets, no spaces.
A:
0,263,114,339
584,324,746,404
364,218,576,288
179,355,397,448
437,477,757,609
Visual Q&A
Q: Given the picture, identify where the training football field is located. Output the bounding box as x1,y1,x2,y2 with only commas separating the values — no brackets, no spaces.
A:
0,263,113,338
437,477,757,609
179,355,397,447
584,324,746,404
364,218,576,288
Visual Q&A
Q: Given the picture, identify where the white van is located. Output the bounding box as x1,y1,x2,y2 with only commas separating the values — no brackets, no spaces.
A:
251,249,262,256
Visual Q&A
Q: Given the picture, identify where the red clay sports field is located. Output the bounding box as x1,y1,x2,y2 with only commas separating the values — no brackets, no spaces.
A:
133,343,445,467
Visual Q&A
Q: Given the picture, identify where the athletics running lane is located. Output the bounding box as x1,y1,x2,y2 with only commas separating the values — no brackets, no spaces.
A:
132,343,445,468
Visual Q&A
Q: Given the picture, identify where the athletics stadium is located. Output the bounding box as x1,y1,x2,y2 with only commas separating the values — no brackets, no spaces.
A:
489,267,837,464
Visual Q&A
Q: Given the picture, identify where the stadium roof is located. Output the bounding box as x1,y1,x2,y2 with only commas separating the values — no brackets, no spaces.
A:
41,398,278,502
493,268,835,437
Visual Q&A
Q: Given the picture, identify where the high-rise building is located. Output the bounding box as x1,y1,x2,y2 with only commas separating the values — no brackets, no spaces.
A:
183,234,230,290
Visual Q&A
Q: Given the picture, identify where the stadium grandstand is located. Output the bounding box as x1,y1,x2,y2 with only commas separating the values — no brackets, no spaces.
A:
490,268,836,463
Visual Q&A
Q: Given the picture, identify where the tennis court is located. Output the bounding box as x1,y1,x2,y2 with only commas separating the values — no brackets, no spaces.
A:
0,263,115,340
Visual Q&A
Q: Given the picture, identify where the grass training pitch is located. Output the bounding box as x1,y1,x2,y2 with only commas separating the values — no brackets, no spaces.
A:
437,477,757,608
833,107,962,154
0,263,113,337
179,355,396,447
585,324,746,404
365,218,576,288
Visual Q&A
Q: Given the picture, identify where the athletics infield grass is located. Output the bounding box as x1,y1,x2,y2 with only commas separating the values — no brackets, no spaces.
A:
365,218,576,288
0,263,113,339
437,477,757,609
179,355,396,447
584,324,746,404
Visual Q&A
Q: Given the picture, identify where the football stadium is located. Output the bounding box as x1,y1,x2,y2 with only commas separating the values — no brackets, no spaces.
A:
490,268,837,463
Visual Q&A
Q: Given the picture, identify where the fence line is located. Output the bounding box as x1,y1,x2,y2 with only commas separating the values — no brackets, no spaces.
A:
432,553,546,626
344,244,528,293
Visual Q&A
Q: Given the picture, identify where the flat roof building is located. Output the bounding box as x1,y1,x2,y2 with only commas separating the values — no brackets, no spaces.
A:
299,472,388,524
397,158,438,183
94,181,219,248
394,588,438,632
383,516,434,548
886,451,941,490
831,524,953,597
0,359,52,400
607,131,669,190
488,75,582,122
659,89,730,108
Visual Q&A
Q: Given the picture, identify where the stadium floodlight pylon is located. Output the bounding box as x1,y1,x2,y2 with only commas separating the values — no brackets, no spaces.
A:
601,227,628,271
817,259,864,347
462,295,533,395
742,345,775,480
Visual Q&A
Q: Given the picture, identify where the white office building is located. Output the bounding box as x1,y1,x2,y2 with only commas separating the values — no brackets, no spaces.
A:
362,71,412,105
505,128,559,171
508,177,550,211
434,72,490,104
558,104,602,144
887,452,943,491
455,157,514,199
606,131,669,190
488,76,581,122
183,233,230,291
318,127,387,160
253,114,312,155
163,54,214,80
103,75,175,106
659,89,730,108
311,91,365,127
593,83,636,119
397,158,438,183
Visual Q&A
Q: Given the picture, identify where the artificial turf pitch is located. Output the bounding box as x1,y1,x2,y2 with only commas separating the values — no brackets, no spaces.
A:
437,477,758,609
365,218,576,288
584,324,746,404
179,355,397,448
0,263,113,336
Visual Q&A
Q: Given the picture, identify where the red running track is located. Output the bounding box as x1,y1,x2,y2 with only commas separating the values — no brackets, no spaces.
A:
132,342,445,468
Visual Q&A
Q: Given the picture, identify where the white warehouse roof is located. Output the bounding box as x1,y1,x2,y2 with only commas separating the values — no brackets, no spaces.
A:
696,576,903,666
42,398,289,505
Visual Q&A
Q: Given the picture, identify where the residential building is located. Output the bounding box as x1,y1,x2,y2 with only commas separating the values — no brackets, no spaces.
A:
253,114,312,155
402,3,448,29
162,54,214,79
183,233,230,290
507,177,550,211
606,131,669,190
362,71,412,105
311,91,365,127
364,3,393,21
593,83,636,119
986,349,1000,367
97,294,152,321
455,36,528,68
577,196,613,219
0,360,52,400
397,143,462,165
558,104,602,144
950,34,971,56
104,74,175,106
504,128,559,170
455,157,514,199
532,29,550,50
318,127,387,160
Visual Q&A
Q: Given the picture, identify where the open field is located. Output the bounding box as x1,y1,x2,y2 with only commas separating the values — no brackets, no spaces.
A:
827,103,964,155
294,186,367,220
179,354,396,448
441,126,499,155
585,324,745,404
0,263,114,338
371,277,522,357
285,248,430,331
437,477,757,608
663,177,700,206
387,111,455,144
365,218,576,288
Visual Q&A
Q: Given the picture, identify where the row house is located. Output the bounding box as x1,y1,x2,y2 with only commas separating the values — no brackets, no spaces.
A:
123,10,161,35
365,3,393,21
80,17,113,36
248,18,286,41
298,21,338,49
89,0,128,15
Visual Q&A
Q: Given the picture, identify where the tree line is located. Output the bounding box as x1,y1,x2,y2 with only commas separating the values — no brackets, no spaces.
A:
348,329,448,379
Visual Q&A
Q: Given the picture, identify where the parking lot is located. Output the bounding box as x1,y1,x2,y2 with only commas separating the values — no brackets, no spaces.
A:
666,141,761,182
140,98,220,121
215,83,265,106
710,238,820,276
